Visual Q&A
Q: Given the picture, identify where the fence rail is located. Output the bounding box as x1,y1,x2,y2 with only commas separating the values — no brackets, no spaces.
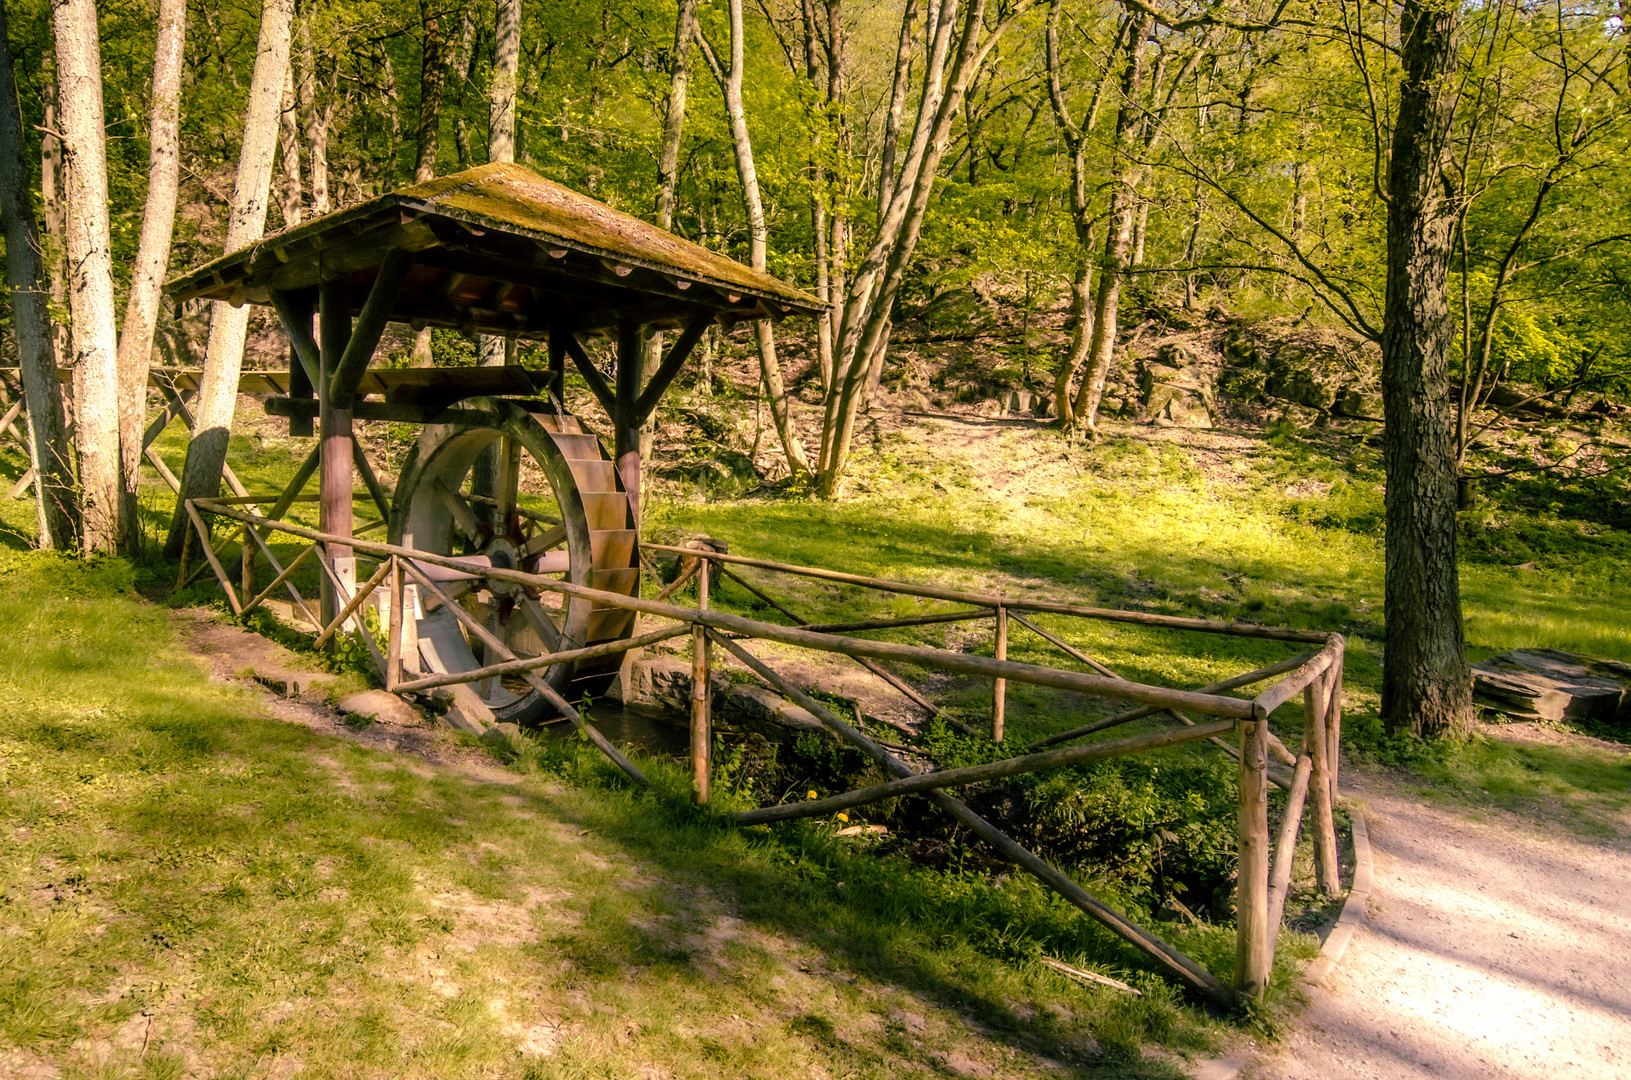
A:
182,495,1348,1011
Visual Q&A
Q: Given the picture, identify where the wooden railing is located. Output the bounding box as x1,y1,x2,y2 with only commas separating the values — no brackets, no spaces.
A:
182,496,1348,1011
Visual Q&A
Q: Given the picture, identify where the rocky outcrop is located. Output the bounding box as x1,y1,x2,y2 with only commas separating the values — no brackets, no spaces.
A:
1473,649,1631,724
613,655,830,741
1137,345,1216,428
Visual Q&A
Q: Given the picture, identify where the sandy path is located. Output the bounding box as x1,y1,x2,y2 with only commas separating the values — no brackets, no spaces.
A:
1253,770,1631,1079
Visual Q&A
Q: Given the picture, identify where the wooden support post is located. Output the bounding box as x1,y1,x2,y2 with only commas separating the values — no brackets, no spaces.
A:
277,289,318,439
1235,715,1272,999
386,557,403,691
992,605,1008,742
240,524,254,610
692,558,712,804
613,317,644,527
547,323,566,409
1327,651,1344,798
1266,753,1314,955
318,277,354,633
185,502,242,616
240,544,316,618
1305,672,1342,897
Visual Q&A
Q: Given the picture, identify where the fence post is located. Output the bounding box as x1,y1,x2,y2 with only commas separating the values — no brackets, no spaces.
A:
691,556,712,804
1234,714,1271,998
1305,672,1342,896
992,605,1008,742
240,525,254,611
386,556,403,691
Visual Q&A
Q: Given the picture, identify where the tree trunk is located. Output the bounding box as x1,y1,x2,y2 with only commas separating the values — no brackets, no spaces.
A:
164,0,296,557
414,0,444,180
301,20,332,215
39,64,69,389
698,0,812,477
114,0,188,554
53,0,123,556
817,0,1024,497
1071,13,1151,433
1054,247,1094,427
1381,0,1472,738
0,0,74,548
451,10,475,168
490,0,520,163
277,65,303,227
476,0,520,371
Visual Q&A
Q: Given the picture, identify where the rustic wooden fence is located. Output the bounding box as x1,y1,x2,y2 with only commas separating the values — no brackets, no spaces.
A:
181,495,1347,1011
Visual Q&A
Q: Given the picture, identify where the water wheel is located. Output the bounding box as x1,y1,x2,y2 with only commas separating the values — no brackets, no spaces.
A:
388,397,638,725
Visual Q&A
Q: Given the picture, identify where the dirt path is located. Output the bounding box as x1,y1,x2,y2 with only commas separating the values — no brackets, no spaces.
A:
1252,765,1631,1080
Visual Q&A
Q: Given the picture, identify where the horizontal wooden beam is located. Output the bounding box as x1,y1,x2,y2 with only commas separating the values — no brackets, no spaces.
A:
393,622,690,694
264,398,450,424
643,542,1334,645
189,501,1262,721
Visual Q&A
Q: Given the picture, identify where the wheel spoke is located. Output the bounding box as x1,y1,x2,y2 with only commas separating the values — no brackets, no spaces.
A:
519,595,563,652
433,478,485,545
521,523,568,558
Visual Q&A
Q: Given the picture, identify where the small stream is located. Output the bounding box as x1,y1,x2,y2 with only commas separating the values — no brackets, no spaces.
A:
542,702,692,757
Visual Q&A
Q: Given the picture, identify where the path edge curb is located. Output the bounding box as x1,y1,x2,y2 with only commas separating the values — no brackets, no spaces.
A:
1188,800,1374,1079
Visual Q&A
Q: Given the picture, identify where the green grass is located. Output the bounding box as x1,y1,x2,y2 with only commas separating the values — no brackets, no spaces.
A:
0,549,1271,1078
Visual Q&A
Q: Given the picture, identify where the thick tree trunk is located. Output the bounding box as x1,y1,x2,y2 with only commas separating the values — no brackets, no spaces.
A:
0,0,74,548
1071,13,1151,432
699,0,812,477
165,0,296,557
114,0,188,554
53,0,123,555
1381,0,1472,738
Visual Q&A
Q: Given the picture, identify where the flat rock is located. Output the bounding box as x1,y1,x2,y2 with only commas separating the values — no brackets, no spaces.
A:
1473,649,1631,724
336,689,420,727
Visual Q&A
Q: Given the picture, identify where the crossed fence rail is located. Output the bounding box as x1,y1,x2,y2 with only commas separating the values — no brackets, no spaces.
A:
182,494,1347,1010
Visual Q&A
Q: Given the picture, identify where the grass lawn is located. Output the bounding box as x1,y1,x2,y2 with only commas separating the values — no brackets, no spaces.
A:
0,548,1264,1079
1,392,1626,1076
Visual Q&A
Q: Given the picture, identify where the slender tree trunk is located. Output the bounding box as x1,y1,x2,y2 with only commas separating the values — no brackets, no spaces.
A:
53,0,123,555
1381,0,1472,738
478,0,520,373
409,1,445,366
40,63,69,380
277,65,303,227
113,0,188,554
414,0,444,180
818,0,1024,497
641,0,699,391
451,11,475,168
1071,12,1151,432
164,0,296,557
1054,244,1094,425
0,0,74,547
302,20,332,215
698,0,812,476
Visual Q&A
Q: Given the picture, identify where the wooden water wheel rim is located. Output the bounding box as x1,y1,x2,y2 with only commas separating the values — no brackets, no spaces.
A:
388,397,638,724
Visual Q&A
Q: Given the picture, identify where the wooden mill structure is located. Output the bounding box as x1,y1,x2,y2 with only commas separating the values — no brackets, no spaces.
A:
0,163,1361,1010
164,162,822,724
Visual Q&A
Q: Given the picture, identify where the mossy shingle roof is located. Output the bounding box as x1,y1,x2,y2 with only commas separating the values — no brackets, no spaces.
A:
166,163,823,331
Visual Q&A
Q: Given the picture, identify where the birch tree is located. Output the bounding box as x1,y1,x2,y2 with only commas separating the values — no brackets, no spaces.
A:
116,0,188,550
165,0,296,557
53,0,123,555
816,0,1038,497
697,0,813,477
0,0,73,548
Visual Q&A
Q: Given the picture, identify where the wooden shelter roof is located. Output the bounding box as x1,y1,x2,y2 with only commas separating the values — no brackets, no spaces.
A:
166,163,823,338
